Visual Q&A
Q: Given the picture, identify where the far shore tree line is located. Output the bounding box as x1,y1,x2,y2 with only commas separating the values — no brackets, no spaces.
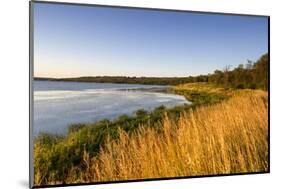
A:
35,53,268,90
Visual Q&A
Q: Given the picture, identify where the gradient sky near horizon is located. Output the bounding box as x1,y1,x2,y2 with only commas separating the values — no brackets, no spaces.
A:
33,2,268,78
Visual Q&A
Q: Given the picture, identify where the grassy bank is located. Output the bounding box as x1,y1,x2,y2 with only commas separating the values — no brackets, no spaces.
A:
33,83,268,185
83,90,268,182
171,82,231,105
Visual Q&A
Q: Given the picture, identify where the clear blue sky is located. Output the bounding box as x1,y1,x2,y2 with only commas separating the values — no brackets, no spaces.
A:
34,2,268,78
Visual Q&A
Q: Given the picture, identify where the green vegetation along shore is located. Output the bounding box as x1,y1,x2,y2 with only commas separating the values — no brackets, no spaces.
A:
34,53,268,186
34,82,231,185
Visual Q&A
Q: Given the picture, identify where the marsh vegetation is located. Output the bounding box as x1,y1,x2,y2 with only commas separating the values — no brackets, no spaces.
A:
33,54,269,186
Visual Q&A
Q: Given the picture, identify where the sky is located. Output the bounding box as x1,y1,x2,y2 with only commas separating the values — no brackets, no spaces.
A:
33,2,268,78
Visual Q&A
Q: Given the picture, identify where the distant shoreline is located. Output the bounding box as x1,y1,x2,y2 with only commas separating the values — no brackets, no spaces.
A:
34,79,171,93
33,76,199,86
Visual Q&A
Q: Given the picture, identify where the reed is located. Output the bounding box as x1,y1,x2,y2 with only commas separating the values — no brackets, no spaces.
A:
78,90,268,182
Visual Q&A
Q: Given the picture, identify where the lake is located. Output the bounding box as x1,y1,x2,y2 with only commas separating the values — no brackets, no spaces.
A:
33,80,190,136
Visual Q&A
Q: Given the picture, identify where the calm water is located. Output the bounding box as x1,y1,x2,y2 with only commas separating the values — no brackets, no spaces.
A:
33,80,190,136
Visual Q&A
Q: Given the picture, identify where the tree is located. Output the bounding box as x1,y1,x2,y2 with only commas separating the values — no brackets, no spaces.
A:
223,65,232,88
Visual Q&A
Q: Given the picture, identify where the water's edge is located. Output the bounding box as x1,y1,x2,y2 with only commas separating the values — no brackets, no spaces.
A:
33,81,189,136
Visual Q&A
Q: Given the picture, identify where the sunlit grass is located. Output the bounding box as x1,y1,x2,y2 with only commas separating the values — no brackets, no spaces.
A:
173,82,227,93
78,90,268,182
33,83,268,185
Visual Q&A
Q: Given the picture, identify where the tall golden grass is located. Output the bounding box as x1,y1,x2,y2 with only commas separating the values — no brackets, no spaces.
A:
72,90,268,183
